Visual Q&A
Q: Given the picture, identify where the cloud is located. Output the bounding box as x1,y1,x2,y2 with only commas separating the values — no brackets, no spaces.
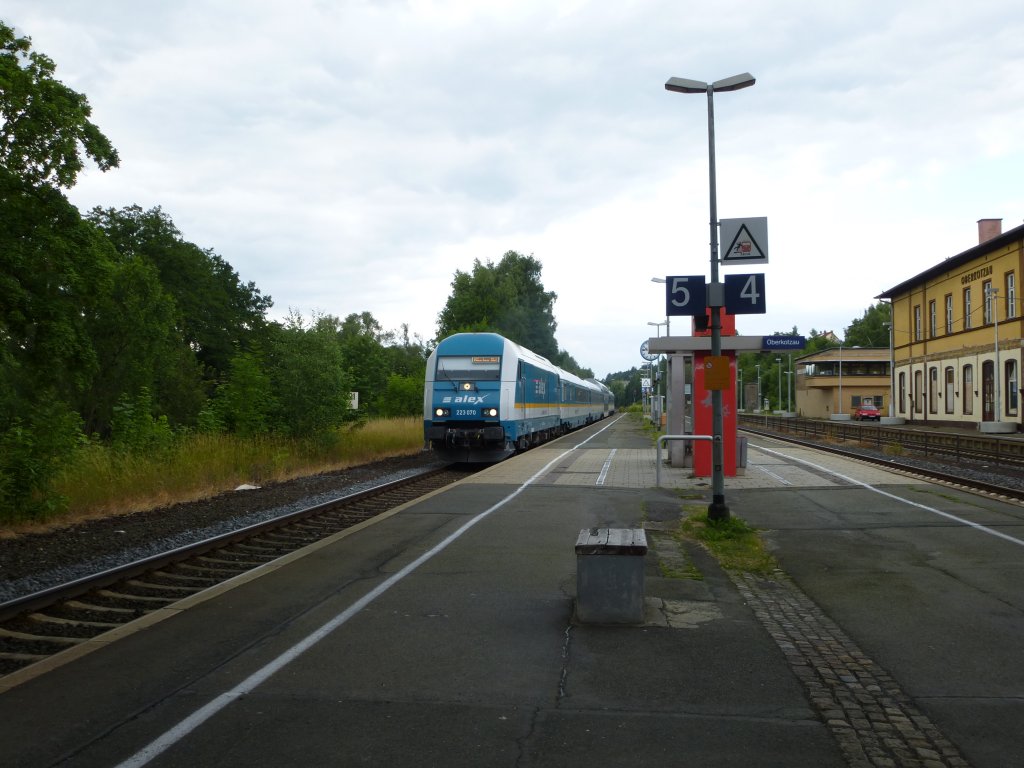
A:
4,0,1024,378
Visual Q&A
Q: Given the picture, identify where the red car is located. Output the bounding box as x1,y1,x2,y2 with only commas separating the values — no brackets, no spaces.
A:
854,403,881,421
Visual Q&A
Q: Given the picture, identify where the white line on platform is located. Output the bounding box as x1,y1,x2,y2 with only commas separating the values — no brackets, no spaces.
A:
753,462,792,485
114,416,624,768
596,448,617,485
757,444,1024,548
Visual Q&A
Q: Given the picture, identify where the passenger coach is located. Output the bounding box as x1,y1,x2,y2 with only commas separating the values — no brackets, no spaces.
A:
423,333,610,463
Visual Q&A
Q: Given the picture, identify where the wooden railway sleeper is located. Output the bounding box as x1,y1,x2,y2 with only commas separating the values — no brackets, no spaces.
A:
124,579,203,593
0,626,85,644
173,562,245,577
0,650,51,662
64,600,137,615
95,589,176,603
150,570,221,584
28,613,120,629
197,554,269,567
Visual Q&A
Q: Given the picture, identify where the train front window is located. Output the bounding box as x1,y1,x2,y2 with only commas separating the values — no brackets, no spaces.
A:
436,355,501,382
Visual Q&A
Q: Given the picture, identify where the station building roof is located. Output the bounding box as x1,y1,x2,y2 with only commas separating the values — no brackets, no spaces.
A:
876,219,1024,300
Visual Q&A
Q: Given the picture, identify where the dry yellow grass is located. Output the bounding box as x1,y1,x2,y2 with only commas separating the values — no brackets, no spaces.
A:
2,417,423,535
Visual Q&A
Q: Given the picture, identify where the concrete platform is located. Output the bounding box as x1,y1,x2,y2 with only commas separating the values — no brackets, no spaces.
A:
3,414,1010,767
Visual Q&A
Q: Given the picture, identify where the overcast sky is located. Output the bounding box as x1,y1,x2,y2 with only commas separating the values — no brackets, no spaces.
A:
5,1,1024,377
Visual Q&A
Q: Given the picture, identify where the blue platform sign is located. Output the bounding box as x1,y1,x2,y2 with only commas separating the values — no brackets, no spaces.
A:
724,273,766,314
762,335,806,351
664,275,707,317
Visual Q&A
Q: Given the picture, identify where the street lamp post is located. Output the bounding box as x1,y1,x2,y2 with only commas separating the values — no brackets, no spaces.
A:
650,280,672,429
755,363,761,408
988,286,1001,421
650,278,671,336
785,364,792,413
838,344,843,416
775,357,782,413
666,71,755,521
884,309,894,418
648,321,668,428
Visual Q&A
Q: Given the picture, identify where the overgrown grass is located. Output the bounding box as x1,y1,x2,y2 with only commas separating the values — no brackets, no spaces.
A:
625,408,663,443
677,504,777,576
9,417,423,531
657,556,703,580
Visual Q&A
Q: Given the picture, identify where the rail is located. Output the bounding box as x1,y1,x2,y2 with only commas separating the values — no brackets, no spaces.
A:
738,414,1024,467
656,434,714,488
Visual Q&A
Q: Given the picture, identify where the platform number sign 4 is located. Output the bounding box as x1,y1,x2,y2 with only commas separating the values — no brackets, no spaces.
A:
664,275,707,317
723,273,766,314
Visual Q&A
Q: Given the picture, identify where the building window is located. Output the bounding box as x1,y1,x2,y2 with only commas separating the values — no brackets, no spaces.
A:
914,305,922,341
963,364,974,415
1007,272,1018,319
1007,359,1019,416
928,300,937,338
929,367,938,413
983,280,994,324
914,369,923,414
945,294,954,334
899,372,907,415
964,288,972,329
944,366,954,414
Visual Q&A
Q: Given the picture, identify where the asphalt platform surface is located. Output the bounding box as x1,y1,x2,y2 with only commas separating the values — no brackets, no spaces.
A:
1,414,1021,767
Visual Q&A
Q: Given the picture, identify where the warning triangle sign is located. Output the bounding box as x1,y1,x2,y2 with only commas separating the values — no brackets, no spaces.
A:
720,217,769,264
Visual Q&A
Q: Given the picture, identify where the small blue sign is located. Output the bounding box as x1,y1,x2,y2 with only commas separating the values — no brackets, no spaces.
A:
724,273,766,314
762,335,806,350
664,275,707,317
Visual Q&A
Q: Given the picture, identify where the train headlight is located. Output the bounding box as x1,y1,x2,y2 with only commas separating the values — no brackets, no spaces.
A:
434,407,450,417
482,407,498,418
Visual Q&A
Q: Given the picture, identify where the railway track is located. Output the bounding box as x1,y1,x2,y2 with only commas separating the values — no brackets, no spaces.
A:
740,414,1024,469
0,465,473,681
741,419,1024,504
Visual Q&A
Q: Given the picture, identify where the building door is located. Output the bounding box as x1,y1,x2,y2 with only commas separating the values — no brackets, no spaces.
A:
982,360,995,421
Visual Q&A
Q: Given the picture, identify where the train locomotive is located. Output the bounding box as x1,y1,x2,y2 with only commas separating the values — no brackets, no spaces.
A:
423,332,614,463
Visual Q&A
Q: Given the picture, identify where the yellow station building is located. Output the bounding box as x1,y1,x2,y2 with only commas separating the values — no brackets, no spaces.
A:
878,218,1022,432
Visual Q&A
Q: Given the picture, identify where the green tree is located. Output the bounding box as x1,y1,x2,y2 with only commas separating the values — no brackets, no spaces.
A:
267,313,354,436
88,205,273,380
0,168,107,404
0,172,106,517
844,302,891,347
110,387,174,456
0,21,122,519
436,251,558,359
76,254,197,435
554,349,593,379
377,374,424,417
0,400,81,521
330,311,391,414
204,350,275,436
605,367,644,407
0,21,119,188
607,378,627,408
383,323,429,379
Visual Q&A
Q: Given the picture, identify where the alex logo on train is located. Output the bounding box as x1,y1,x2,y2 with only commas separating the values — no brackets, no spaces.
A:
440,394,490,404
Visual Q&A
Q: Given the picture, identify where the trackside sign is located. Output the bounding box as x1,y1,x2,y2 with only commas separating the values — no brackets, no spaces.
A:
762,335,805,350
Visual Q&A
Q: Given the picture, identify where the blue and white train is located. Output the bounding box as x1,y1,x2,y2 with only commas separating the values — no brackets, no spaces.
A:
423,332,614,463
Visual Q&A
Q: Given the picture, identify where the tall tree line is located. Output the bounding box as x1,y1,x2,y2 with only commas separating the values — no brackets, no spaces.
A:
1,18,599,519
0,21,428,518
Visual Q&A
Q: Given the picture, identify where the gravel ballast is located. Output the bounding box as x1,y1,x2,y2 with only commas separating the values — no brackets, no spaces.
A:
0,453,447,604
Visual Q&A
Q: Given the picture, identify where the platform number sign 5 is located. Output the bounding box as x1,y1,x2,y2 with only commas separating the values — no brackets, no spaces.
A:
664,275,707,317
723,273,766,314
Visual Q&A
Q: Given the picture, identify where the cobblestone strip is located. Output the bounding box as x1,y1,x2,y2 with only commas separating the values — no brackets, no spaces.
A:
731,572,971,768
